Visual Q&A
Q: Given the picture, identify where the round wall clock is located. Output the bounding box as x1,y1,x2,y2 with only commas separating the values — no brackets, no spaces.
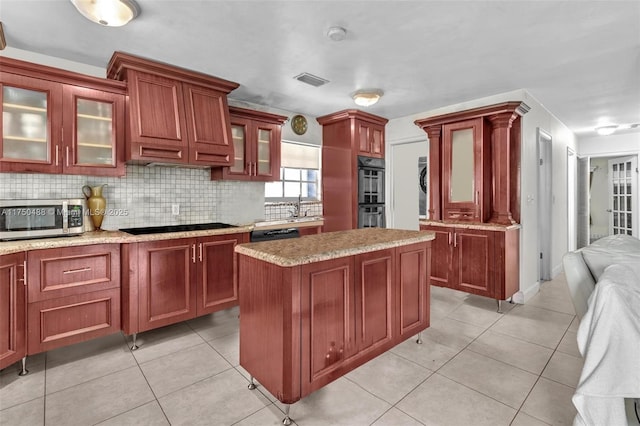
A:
291,114,308,135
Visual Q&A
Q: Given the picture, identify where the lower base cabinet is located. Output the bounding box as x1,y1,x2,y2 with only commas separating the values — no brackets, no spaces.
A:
239,242,430,404
26,245,121,354
0,252,26,371
420,223,519,301
121,232,248,335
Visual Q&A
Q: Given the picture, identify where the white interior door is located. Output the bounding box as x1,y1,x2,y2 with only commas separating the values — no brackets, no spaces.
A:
389,140,426,230
608,155,638,237
537,128,552,281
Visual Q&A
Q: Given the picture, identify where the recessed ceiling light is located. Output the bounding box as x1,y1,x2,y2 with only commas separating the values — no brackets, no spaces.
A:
326,26,347,42
352,89,384,107
70,0,140,27
595,125,618,136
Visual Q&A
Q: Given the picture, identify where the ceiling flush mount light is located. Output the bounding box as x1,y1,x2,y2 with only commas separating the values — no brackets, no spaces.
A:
595,125,618,136
352,89,384,107
70,0,140,27
326,26,347,42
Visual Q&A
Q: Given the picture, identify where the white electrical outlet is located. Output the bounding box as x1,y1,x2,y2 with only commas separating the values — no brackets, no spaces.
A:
172,204,180,215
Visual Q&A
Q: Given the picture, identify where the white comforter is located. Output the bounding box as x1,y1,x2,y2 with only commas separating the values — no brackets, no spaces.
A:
573,263,640,426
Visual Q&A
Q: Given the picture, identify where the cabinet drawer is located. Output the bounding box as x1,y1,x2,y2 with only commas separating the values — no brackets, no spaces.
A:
27,245,120,302
444,209,477,221
27,288,121,354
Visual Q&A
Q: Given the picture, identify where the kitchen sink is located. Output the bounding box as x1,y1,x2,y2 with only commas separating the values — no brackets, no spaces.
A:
119,222,237,235
253,216,321,228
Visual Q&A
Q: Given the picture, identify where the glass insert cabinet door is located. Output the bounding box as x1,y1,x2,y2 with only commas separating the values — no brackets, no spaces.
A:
256,126,273,175
229,122,246,174
2,81,59,167
72,97,115,166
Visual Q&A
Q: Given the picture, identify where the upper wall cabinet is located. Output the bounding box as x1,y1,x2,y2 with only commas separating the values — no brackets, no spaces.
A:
107,52,239,167
415,102,529,225
211,106,287,182
0,57,126,176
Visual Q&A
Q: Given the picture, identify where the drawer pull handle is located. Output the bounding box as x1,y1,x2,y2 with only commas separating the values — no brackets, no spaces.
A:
63,266,92,274
18,260,27,285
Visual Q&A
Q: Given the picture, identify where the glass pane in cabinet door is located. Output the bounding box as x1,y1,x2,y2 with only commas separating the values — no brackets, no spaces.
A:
2,86,48,161
256,128,271,174
230,125,245,173
76,99,113,165
450,128,475,202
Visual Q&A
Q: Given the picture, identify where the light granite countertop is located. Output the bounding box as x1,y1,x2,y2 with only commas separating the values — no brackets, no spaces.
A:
419,219,521,231
0,218,325,256
235,228,435,267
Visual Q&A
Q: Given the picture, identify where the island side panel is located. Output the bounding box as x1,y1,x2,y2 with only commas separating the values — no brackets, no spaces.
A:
238,254,301,403
396,242,431,340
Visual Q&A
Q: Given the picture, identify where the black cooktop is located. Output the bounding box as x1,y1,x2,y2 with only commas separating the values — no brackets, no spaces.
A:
119,222,237,235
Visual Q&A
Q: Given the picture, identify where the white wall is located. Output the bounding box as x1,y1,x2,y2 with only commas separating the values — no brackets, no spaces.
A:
386,89,577,303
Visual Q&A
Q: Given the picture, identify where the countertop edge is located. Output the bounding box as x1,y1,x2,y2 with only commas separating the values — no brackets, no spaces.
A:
236,232,435,267
0,225,255,255
419,220,521,231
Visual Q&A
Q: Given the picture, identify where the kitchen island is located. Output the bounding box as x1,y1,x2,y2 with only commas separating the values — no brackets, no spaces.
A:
235,228,434,424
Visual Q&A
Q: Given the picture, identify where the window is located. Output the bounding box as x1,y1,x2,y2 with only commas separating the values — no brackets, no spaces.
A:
265,141,321,201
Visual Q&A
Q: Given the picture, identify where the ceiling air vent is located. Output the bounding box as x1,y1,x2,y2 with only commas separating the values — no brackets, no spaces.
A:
293,72,329,87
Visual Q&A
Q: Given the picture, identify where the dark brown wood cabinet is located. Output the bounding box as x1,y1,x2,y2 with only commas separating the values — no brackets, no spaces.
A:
420,223,519,301
107,52,239,167
317,110,388,232
1,57,126,176
0,252,26,371
357,121,385,158
122,232,248,335
239,240,430,404
26,245,121,354
211,106,286,181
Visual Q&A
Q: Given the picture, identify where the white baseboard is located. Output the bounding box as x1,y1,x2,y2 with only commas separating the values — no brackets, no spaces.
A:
552,263,564,279
513,281,541,304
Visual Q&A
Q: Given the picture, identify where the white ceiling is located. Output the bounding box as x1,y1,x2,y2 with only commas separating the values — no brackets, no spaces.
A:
1,0,639,136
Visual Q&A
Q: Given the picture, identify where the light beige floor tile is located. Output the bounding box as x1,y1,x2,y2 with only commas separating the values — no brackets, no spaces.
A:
520,377,577,426
186,306,240,342
421,317,485,350
541,351,583,388
371,407,425,426
390,334,459,371
490,304,574,349
467,331,554,375
234,404,295,426
556,330,581,358
280,377,391,426
568,316,580,333
396,373,516,426
0,362,45,410
0,352,46,374
207,331,239,366
447,303,503,329
438,350,538,409
431,285,468,301
526,289,576,315
45,366,155,426
130,322,205,364
45,334,136,394
96,401,169,425
140,342,232,397
158,368,270,425
462,293,516,313
0,396,44,426
346,351,431,404
510,411,551,426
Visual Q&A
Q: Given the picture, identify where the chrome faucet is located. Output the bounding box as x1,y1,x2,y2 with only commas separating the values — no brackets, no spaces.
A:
289,195,308,218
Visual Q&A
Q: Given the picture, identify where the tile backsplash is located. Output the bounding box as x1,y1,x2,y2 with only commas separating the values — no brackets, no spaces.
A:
0,165,265,230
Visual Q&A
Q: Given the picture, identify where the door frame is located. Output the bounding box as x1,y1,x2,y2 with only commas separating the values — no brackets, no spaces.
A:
387,138,427,230
607,155,638,238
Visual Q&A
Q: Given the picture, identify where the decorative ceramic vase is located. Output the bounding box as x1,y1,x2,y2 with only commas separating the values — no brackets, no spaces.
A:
82,184,107,231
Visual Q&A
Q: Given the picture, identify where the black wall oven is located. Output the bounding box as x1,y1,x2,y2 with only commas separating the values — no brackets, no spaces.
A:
357,156,385,228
